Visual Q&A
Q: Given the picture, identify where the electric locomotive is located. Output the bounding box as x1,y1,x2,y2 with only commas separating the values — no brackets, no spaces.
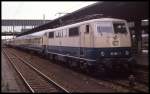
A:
42,18,135,73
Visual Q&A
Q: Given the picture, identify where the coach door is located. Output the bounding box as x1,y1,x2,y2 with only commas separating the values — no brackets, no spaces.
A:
79,24,91,57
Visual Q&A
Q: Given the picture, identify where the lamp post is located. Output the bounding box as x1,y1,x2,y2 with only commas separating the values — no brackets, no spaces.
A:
43,14,46,24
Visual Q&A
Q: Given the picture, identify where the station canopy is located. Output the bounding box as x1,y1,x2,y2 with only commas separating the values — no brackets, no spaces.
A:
17,1,148,36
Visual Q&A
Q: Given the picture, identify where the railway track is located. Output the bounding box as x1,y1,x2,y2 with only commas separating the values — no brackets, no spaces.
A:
79,73,149,93
3,48,149,93
2,48,69,93
134,70,149,85
94,65,149,92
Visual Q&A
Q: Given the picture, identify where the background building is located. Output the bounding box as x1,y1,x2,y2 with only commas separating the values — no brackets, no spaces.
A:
2,19,51,39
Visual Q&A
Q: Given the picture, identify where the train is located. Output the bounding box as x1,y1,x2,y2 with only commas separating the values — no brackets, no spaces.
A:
6,18,136,74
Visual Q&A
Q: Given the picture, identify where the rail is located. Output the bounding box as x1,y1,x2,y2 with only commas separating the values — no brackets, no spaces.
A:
2,48,69,93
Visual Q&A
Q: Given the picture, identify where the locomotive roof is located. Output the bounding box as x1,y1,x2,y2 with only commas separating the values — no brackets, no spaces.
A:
15,18,126,39
46,18,126,33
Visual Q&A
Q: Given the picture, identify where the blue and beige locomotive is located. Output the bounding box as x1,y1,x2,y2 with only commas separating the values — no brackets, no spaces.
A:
9,18,135,73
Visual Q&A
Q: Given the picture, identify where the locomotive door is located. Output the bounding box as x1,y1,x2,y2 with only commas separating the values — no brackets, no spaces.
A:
79,24,91,57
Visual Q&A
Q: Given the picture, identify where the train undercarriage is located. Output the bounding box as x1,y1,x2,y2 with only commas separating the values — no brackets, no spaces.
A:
7,45,136,77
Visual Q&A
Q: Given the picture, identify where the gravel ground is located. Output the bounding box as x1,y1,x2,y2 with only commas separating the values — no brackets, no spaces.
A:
133,54,148,66
1,52,29,93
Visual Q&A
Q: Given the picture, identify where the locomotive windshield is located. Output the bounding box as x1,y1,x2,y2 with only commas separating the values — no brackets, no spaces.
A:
97,22,113,33
113,23,127,34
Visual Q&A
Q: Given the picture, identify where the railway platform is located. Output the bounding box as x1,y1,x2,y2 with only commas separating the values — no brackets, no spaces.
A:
1,51,28,92
134,52,148,66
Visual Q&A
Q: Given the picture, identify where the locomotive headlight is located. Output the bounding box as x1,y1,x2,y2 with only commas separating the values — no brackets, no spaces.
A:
110,52,118,56
114,52,118,55
110,52,114,55
100,51,105,56
125,50,129,55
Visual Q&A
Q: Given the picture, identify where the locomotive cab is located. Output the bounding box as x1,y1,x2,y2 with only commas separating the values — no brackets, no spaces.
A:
93,19,134,73
94,20,132,58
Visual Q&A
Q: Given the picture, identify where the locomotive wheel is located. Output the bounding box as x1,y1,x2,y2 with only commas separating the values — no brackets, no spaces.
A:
49,54,53,60
72,61,78,68
68,59,73,68
96,58,107,75
45,53,49,59
79,62,85,70
79,62,89,73
122,64,130,73
41,51,45,57
64,57,70,67
52,54,56,61
96,64,106,74
52,54,57,63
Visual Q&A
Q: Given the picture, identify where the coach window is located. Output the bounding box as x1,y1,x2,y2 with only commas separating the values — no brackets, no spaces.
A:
49,32,54,38
85,24,89,34
47,33,49,37
69,27,79,36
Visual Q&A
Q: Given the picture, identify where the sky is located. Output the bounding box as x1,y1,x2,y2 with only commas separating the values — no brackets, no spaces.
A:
2,1,97,20
2,1,97,39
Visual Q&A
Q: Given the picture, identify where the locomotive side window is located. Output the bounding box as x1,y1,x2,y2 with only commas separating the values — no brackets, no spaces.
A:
69,27,79,36
85,25,89,34
59,31,61,37
47,33,49,37
55,30,63,38
61,30,63,37
55,31,59,37
63,29,67,37
97,22,113,33
58,31,60,37
49,32,54,38
113,23,127,33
